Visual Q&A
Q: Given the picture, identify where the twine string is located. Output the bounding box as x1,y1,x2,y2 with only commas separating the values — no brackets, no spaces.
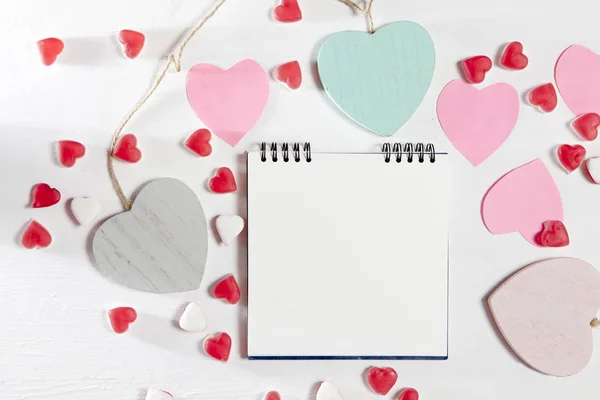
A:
108,0,228,211
338,0,375,33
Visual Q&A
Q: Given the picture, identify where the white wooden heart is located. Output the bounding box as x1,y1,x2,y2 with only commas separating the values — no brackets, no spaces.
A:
316,382,344,400
92,178,208,293
215,214,244,246
489,258,600,376
586,157,600,184
71,197,101,226
179,302,207,332
145,389,173,400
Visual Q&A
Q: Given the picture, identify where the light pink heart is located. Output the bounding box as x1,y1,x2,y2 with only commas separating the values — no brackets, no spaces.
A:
489,258,600,377
186,59,270,147
482,159,563,245
437,80,520,166
555,45,600,116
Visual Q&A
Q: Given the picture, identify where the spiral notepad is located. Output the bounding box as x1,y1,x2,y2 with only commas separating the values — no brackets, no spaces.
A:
247,143,450,360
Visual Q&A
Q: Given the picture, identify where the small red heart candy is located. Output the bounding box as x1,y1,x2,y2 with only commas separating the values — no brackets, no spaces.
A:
21,220,52,249
461,55,492,84
537,220,570,248
528,83,558,113
273,0,302,23
37,38,64,66
573,113,600,141
275,61,303,90
212,274,241,304
264,391,281,400
204,332,232,362
209,167,237,193
185,129,212,157
118,30,145,59
500,41,528,70
113,134,142,163
397,388,419,400
31,183,61,208
367,367,398,395
58,140,86,167
108,307,137,334
557,144,586,173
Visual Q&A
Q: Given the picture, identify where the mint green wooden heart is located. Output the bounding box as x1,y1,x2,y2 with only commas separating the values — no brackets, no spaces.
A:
317,22,435,136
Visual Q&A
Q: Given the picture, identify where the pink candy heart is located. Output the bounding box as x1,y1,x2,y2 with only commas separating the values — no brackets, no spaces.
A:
555,45,600,116
437,80,520,166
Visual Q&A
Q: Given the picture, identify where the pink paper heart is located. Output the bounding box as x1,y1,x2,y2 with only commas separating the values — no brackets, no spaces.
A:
555,45,600,116
482,159,563,245
489,258,600,377
437,80,520,166
186,59,270,147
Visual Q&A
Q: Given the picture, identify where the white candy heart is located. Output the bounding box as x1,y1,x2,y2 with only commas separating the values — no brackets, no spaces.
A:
70,197,101,226
179,302,207,332
316,382,344,400
586,157,600,184
145,389,173,400
215,214,244,246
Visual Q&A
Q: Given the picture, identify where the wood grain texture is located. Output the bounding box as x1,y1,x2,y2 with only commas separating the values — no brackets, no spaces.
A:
92,178,208,293
489,258,600,377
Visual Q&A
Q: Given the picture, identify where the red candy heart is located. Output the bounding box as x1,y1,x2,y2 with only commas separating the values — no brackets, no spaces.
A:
212,274,241,304
209,167,237,193
573,113,600,141
528,83,558,113
557,144,586,173
367,367,398,395
118,30,145,59
108,307,137,334
31,183,61,208
397,388,419,400
37,38,64,66
500,41,528,70
264,391,281,400
185,129,212,157
275,61,302,90
58,140,86,167
113,134,142,163
204,332,232,362
273,0,302,23
21,220,52,249
537,220,570,248
461,55,492,84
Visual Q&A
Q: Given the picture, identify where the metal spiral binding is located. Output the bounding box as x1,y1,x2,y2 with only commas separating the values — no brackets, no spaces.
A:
383,143,436,163
260,142,312,162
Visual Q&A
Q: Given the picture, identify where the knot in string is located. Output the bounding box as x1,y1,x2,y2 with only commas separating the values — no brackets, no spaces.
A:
338,0,376,33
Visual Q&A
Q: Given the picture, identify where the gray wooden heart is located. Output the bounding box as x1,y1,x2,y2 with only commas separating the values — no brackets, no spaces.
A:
92,178,208,293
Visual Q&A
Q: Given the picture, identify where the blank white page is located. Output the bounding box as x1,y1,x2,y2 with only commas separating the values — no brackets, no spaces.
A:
247,150,450,359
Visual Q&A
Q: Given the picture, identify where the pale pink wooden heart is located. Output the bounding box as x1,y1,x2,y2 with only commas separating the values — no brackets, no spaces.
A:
489,258,600,377
555,45,600,116
437,79,520,166
482,159,563,245
186,59,270,147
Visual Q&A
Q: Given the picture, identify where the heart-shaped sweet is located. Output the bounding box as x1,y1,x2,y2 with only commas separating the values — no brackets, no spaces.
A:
204,332,232,362
275,60,302,90
212,274,241,304
557,144,586,173
482,159,563,245
489,258,600,376
538,220,570,247
186,59,270,147
461,55,492,84
185,129,212,157
145,389,173,400
113,134,142,163
273,0,302,22
37,38,64,66
215,214,244,246
264,391,281,400
556,45,600,116
58,140,86,167
366,367,398,395
500,41,528,70
586,157,600,183
317,22,435,137
21,220,52,249
31,183,61,208
528,83,558,113
108,307,137,334
209,167,237,194
179,302,207,332
118,29,145,59
397,388,419,400
437,80,520,166
573,112,600,141
93,178,208,293
70,197,101,226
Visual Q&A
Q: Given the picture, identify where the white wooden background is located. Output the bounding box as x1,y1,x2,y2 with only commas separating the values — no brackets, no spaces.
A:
2,0,600,398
